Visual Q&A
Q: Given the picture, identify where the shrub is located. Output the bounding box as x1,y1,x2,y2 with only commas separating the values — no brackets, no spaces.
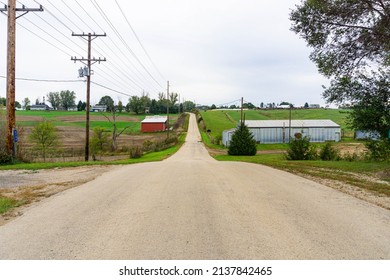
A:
28,120,60,162
319,142,339,161
286,133,317,160
129,146,143,159
365,139,390,161
228,123,257,156
213,134,222,145
90,127,111,155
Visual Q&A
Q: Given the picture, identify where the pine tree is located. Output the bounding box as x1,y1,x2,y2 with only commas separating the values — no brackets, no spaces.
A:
228,123,257,156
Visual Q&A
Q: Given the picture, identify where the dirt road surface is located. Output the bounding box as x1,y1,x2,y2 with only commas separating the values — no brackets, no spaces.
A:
1,113,390,259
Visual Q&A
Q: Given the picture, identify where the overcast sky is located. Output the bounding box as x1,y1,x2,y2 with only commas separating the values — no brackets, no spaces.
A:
0,0,330,107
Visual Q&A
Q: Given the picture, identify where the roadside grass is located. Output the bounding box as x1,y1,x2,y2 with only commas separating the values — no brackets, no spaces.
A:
215,154,390,197
0,197,22,214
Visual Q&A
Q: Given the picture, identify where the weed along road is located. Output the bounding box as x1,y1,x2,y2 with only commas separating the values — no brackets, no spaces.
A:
1,113,390,260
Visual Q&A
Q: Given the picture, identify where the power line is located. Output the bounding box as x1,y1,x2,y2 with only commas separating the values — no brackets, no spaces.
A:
90,0,164,89
70,0,161,93
16,21,73,57
91,81,131,97
114,0,166,81
20,15,84,57
0,75,83,83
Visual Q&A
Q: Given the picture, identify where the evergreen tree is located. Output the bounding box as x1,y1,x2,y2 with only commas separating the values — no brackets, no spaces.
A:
228,123,257,156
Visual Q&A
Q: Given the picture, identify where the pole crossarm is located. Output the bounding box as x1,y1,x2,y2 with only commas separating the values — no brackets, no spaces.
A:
0,4,43,17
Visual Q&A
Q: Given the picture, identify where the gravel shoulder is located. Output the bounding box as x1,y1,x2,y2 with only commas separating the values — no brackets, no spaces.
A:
0,165,119,226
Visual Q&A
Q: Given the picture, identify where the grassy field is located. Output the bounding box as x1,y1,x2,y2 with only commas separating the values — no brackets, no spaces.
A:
201,109,352,140
15,110,178,134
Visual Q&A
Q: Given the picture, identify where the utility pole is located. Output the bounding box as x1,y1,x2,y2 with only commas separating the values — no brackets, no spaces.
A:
289,104,292,143
0,0,43,158
240,97,244,126
71,33,106,162
166,80,170,139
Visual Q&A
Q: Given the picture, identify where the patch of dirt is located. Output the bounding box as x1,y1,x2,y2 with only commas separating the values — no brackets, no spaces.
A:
0,165,119,226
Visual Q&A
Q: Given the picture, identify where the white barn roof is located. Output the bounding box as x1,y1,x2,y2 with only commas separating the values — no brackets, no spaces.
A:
244,120,340,128
141,116,168,123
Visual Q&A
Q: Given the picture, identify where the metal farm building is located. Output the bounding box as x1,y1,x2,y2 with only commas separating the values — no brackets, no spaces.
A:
222,120,341,146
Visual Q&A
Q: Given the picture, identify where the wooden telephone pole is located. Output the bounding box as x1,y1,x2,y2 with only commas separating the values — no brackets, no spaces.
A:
71,33,106,161
0,0,43,157
166,81,170,139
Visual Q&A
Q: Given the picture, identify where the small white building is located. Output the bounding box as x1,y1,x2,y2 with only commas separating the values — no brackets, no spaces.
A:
223,119,341,146
90,105,107,112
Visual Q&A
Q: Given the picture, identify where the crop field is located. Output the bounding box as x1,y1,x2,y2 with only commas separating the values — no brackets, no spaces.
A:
13,110,179,159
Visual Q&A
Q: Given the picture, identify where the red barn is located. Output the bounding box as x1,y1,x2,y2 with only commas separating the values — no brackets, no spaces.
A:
141,116,168,132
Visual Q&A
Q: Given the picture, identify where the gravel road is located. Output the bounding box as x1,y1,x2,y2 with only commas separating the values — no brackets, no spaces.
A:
0,113,389,259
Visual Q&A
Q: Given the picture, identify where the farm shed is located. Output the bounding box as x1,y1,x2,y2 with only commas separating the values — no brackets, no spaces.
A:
141,116,168,132
223,120,341,146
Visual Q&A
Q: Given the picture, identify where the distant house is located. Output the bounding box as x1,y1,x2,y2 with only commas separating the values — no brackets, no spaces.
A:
30,104,52,111
90,105,107,112
223,119,341,146
309,104,321,109
141,116,167,132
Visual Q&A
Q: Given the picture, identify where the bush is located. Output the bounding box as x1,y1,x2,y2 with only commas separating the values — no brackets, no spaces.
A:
365,139,390,161
213,134,222,145
129,146,143,159
28,120,60,162
286,133,317,160
228,123,257,156
319,142,339,161
90,127,111,155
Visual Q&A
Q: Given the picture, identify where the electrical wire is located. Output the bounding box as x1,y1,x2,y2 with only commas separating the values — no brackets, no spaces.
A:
114,0,166,81
91,81,131,97
90,0,164,89
0,75,83,83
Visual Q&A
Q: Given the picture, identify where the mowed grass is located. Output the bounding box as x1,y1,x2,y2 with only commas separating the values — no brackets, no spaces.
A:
201,109,351,139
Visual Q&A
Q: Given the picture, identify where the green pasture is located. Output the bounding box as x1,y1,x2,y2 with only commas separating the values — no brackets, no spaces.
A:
14,111,178,134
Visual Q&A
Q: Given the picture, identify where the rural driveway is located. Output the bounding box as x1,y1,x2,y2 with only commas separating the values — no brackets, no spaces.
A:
1,113,390,259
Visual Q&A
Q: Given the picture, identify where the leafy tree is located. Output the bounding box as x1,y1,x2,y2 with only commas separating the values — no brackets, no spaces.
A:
290,0,390,141
260,102,264,108
28,120,60,162
304,102,309,108
15,101,21,109
183,101,195,112
0,97,5,106
210,104,217,110
228,123,257,156
59,90,76,110
290,0,389,78
243,102,256,109
128,95,144,114
98,95,114,112
22,97,30,110
47,92,61,110
229,105,237,109
117,101,124,113
330,70,390,139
